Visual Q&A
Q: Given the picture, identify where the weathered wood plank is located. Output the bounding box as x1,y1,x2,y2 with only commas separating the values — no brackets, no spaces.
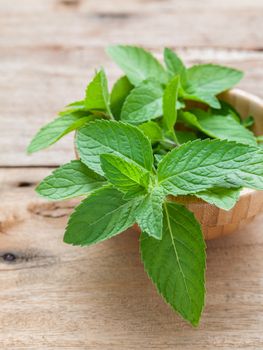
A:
1,0,263,50
1,0,263,166
0,168,263,349
1,51,263,166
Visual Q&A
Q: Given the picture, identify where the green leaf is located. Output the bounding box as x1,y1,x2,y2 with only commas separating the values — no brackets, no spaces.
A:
59,100,87,116
77,120,153,175
138,121,163,143
85,69,112,116
242,115,254,128
36,160,106,200
28,114,91,153
184,64,243,108
180,109,257,146
164,48,187,84
140,202,206,326
100,153,150,198
121,79,163,124
135,186,165,239
64,187,140,246
183,93,221,109
175,130,197,144
195,187,241,210
107,45,167,86
163,75,180,131
157,139,263,196
110,76,133,120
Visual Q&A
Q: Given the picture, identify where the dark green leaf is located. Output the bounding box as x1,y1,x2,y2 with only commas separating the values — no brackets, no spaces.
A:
158,139,263,195
140,202,206,326
64,187,140,246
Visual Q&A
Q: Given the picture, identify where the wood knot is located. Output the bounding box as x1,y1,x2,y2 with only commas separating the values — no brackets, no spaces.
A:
2,253,16,262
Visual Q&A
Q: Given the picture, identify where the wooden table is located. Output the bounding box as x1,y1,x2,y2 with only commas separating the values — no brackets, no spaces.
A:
1,1,263,348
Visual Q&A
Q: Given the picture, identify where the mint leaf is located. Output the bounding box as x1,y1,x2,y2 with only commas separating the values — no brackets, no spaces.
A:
85,69,112,116
77,120,153,175
121,79,163,124
139,121,163,143
59,100,87,116
163,76,180,131
110,76,133,120
158,139,263,195
28,114,91,153
140,202,206,326
242,115,254,128
176,130,197,144
184,64,243,108
164,48,187,84
135,186,165,239
64,187,140,246
195,187,241,210
100,153,150,198
107,45,167,86
180,109,257,146
36,160,106,200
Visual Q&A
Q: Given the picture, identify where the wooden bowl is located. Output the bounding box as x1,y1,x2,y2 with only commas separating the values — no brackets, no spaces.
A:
174,89,263,239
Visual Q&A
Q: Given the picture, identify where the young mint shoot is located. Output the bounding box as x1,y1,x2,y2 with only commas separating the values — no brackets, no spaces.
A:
28,45,263,326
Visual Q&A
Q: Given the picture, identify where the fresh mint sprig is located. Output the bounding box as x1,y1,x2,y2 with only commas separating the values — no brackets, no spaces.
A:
28,45,263,326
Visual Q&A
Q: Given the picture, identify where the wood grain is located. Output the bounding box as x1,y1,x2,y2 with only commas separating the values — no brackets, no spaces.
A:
0,168,263,349
1,0,263,348
1,0,263,166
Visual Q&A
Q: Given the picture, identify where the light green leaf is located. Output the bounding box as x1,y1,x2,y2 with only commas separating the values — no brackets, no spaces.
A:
77,120,153,175
121,79,163,124
183,92,221,109
195,187,241,210
180,109,257,146
59,100,87,116
184,64,243,108
36,160,106,200
163,75,180,131
85,69,112,116
28,114,91,153
110,76,133,120
100,153,150,198
140,202,206,326
107,45,167,86
64,187,140,246
164,48,187,84
158,139,263,196
135,186,165,239
138,121,163,143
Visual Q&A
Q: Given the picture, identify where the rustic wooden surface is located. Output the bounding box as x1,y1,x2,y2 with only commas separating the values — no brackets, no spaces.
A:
0,0,263,349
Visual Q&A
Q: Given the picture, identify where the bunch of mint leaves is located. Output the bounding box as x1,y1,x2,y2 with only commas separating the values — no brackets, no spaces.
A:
28,45,263,326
